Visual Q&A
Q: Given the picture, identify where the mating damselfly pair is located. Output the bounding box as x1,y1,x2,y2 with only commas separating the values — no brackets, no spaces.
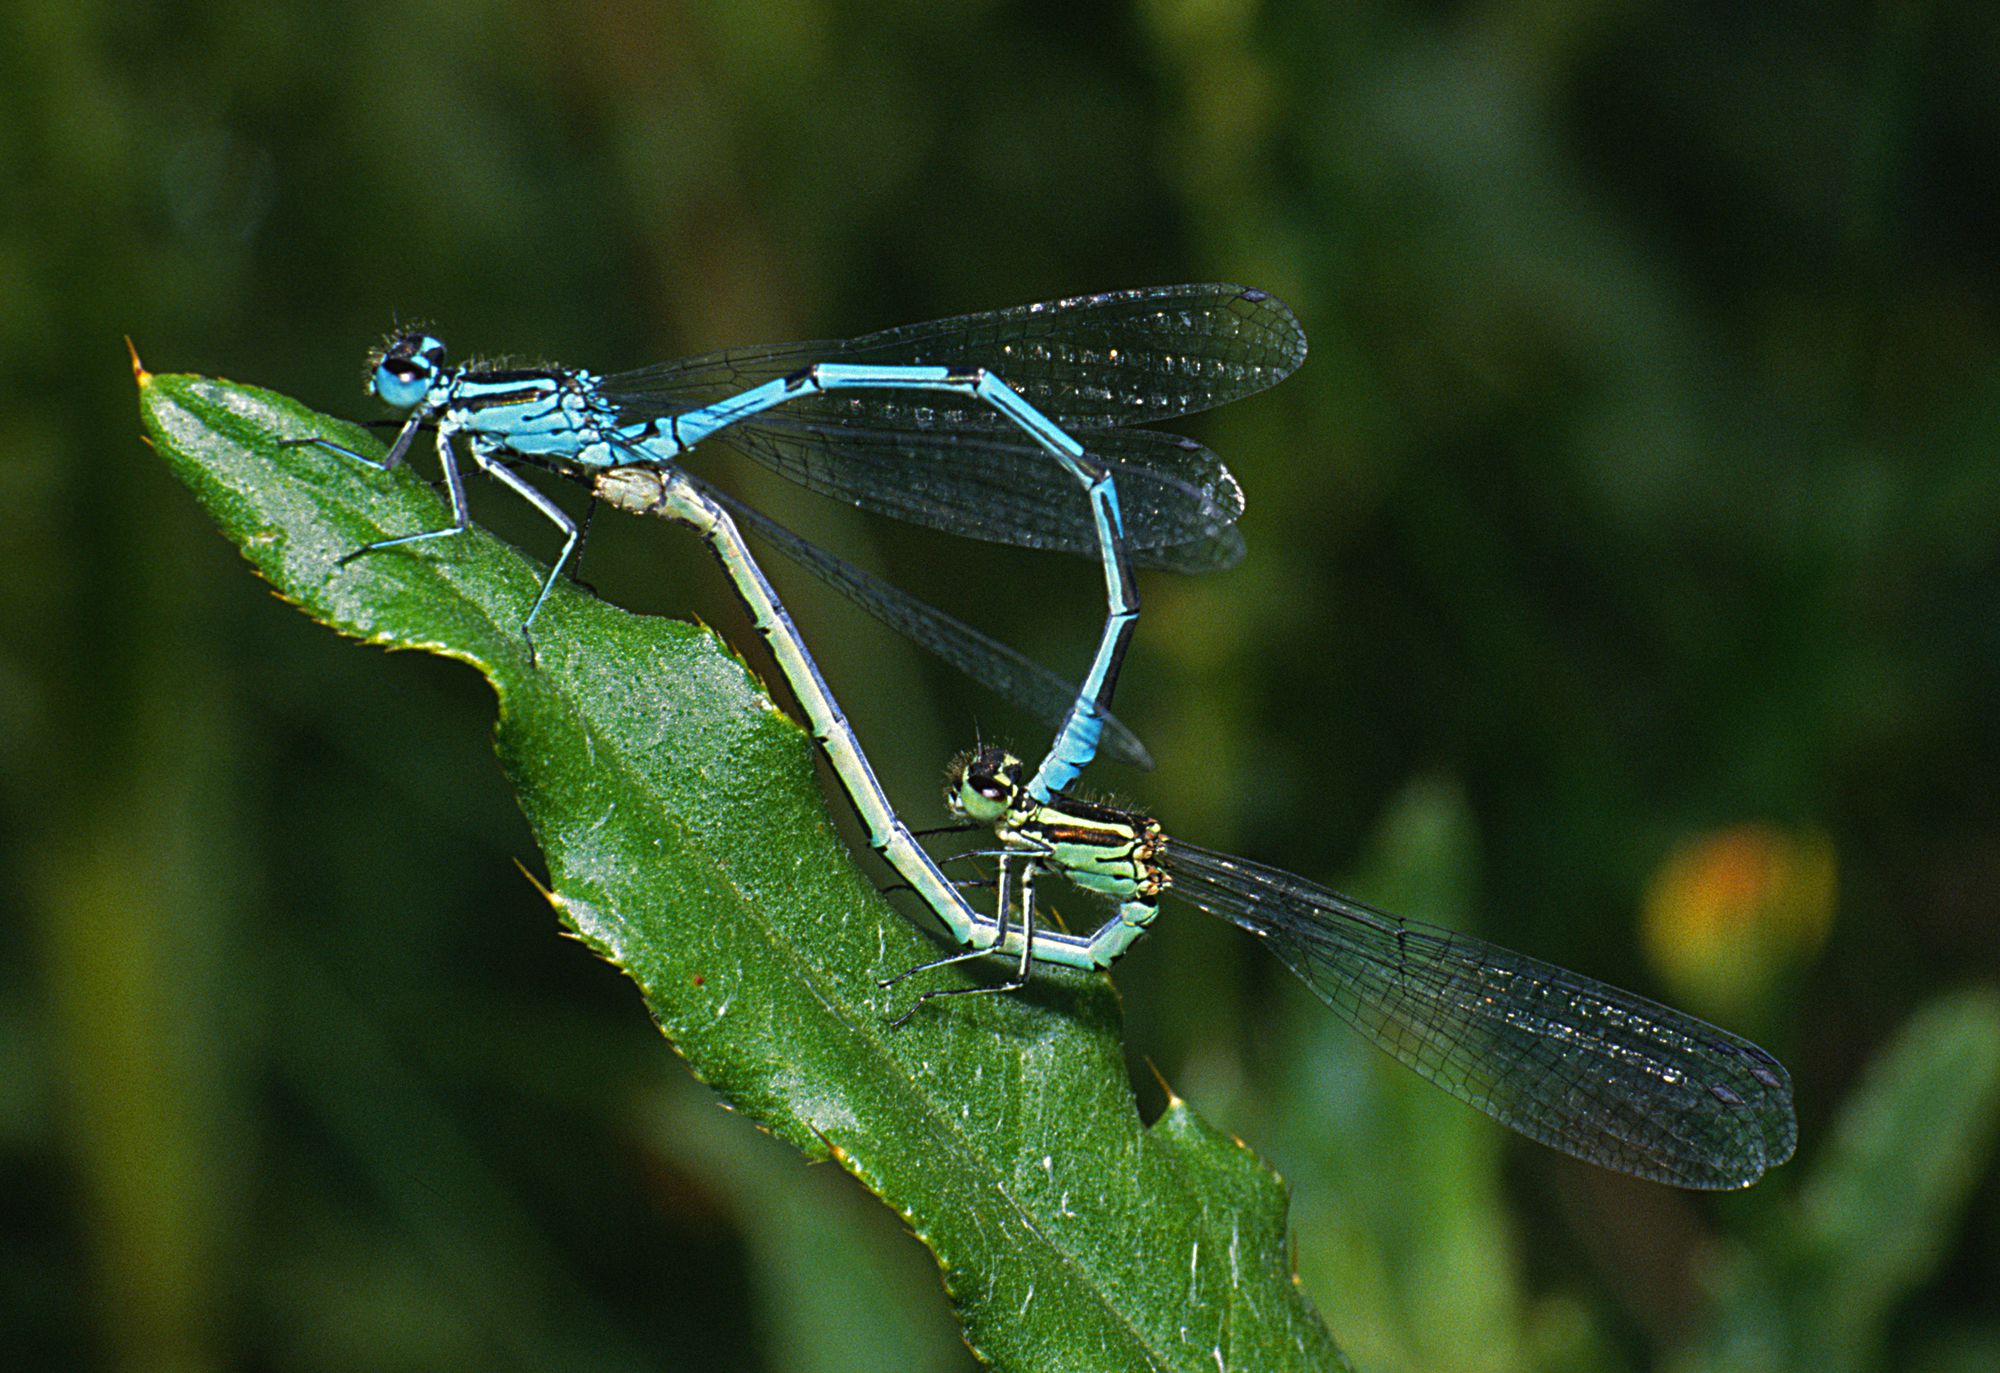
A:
295,284,1795,1190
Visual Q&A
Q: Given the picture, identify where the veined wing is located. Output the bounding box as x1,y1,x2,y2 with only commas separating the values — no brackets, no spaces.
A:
601,283,1307,429
702,420,1245,570
690,475,1152,770
1159,840,1797,1189
601,286,1295,565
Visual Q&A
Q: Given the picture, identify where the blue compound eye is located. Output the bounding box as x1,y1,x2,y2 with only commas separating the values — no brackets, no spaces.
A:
371,334,444,408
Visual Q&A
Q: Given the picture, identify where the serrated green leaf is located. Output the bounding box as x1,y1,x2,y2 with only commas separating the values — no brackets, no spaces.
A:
135,358,1348,1372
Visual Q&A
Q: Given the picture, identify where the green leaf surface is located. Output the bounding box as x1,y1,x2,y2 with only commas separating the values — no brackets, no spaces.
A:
135,359,1348,1373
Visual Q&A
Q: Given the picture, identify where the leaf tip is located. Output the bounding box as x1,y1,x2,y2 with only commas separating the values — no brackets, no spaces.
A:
125,336,150,387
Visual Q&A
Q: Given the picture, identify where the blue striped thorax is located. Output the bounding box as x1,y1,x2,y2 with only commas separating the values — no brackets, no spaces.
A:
369,331,632,470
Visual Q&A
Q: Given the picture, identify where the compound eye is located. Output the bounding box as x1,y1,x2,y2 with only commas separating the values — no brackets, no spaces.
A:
969,750,1023,800
371,333,444,409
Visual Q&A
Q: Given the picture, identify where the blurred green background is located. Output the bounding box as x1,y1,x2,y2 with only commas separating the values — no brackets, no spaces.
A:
5,1,2000,1369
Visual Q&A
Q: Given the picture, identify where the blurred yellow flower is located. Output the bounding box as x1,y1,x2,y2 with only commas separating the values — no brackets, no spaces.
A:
1642,824,1835,1017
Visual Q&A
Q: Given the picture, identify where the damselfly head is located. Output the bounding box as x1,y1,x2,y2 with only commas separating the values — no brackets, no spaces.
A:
945,746,1025,826
368,332,447,410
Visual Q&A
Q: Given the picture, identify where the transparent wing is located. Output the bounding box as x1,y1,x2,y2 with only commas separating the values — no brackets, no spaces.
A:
689,475,1152,770
601,285,1297,565
702,421,1245,569
602,283,1307,428
1160,840,1797,1189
